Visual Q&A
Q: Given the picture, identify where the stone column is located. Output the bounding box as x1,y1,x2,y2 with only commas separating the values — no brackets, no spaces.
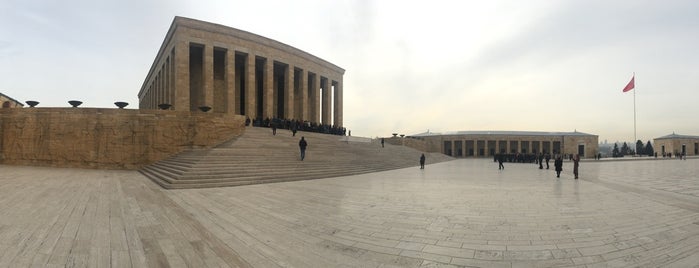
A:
333,78,343,126
548,140,553,154
322,77,332,125
451,140,456,157
517,140,522,153
174,40,190,111
203,45,214,108
298,69,307,121
484,139,489,157
245,54,256,119
285,64,295,119
157,70,163,106
311,74,321,124
169,50,175,106
226,49,236,114
263,59,273,119
165,59,170,106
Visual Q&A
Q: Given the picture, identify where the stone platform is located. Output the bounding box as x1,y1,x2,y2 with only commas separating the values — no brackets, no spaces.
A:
1,158,699,267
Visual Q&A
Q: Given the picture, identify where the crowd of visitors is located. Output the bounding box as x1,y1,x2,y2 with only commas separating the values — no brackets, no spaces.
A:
492,153,550,163
494,152,581,179
246,117,347,136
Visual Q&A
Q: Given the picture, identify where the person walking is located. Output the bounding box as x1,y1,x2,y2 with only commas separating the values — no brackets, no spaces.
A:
419,154,426,169
298,136,307,161
554,155,563,178
272,122,277,135
545,152,551,169
381,138,385,148
572,154,580,179
538,153,544,169
498,154,505,170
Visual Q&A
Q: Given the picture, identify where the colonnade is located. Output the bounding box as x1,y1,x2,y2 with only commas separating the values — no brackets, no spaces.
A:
443,139,564,157
139,41,344,127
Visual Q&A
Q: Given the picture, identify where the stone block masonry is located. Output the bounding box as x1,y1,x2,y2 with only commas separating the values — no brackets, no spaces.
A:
0,108,245,169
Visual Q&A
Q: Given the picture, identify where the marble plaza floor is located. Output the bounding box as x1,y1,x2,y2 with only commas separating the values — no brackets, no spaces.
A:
1,158,699,267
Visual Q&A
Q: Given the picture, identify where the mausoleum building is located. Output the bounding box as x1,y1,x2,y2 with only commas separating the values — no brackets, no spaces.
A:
138,17,344,127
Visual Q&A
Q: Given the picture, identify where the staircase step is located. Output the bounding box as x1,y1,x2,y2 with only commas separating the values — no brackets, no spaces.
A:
140,126,453,189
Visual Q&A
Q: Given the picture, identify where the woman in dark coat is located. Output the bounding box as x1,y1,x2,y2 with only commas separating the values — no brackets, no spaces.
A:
554,155,563,178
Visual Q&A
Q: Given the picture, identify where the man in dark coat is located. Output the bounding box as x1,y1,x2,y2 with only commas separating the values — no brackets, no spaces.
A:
497,154,504,170
545,153,551,169
572,154,580,179
554,155,563,178
299,137,307,161
419,154,426,169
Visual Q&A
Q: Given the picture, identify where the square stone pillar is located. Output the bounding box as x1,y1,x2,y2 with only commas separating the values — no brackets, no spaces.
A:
322,77,332,125
203,45,214,108
333,78,343,126
263,59,273,119
225,49,236,114
311,74,321,124
517,141,522,153
298,69,307,121
245,54,256,118
484,139,489,156
169,50,175,106
164,59,170,106
451,140,456,157
285,64,295,120
174,40,190,111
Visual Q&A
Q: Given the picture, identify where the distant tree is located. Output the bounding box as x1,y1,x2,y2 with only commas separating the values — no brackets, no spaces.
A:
621,142,630,156
636,140,645,155
645,141,654,156
613,143,620,157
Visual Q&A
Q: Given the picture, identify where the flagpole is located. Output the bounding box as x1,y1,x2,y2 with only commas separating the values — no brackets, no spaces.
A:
633,72,636,153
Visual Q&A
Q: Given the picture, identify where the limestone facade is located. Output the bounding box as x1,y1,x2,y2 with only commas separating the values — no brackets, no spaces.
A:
0,108,245,169
653,133,699,156
408,130,599,158
138,16,345,127
0,92,24,108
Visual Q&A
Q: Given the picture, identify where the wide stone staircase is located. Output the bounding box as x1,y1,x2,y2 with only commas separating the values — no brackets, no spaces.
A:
140,127,453,189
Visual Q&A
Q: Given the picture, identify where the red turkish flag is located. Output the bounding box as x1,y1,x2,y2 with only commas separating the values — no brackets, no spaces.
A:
622,76,634,92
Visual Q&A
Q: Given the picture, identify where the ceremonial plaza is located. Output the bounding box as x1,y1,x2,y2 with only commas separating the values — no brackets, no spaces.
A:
1,17,699,267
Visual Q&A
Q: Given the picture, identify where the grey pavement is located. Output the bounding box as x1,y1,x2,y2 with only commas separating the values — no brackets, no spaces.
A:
1,158,699,267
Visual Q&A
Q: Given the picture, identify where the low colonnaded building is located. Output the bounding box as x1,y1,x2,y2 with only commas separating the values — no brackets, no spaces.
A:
138,16,344,127
1,92,24,108
407,130,599,158
653,133,699,156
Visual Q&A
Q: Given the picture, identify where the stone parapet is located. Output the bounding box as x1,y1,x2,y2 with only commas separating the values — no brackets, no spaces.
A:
0,108,245,169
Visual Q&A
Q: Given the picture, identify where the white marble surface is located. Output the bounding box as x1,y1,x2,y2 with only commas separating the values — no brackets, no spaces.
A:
1,158,699,267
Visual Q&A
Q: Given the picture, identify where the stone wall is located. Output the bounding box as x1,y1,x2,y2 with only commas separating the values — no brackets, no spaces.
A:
0,108,245,169
384,137,430,152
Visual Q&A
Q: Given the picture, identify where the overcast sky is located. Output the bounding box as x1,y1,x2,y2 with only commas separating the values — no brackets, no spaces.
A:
1,0,698,143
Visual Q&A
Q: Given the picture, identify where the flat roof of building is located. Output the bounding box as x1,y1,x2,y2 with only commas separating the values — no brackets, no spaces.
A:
655,133,699,140
410,130,596,137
